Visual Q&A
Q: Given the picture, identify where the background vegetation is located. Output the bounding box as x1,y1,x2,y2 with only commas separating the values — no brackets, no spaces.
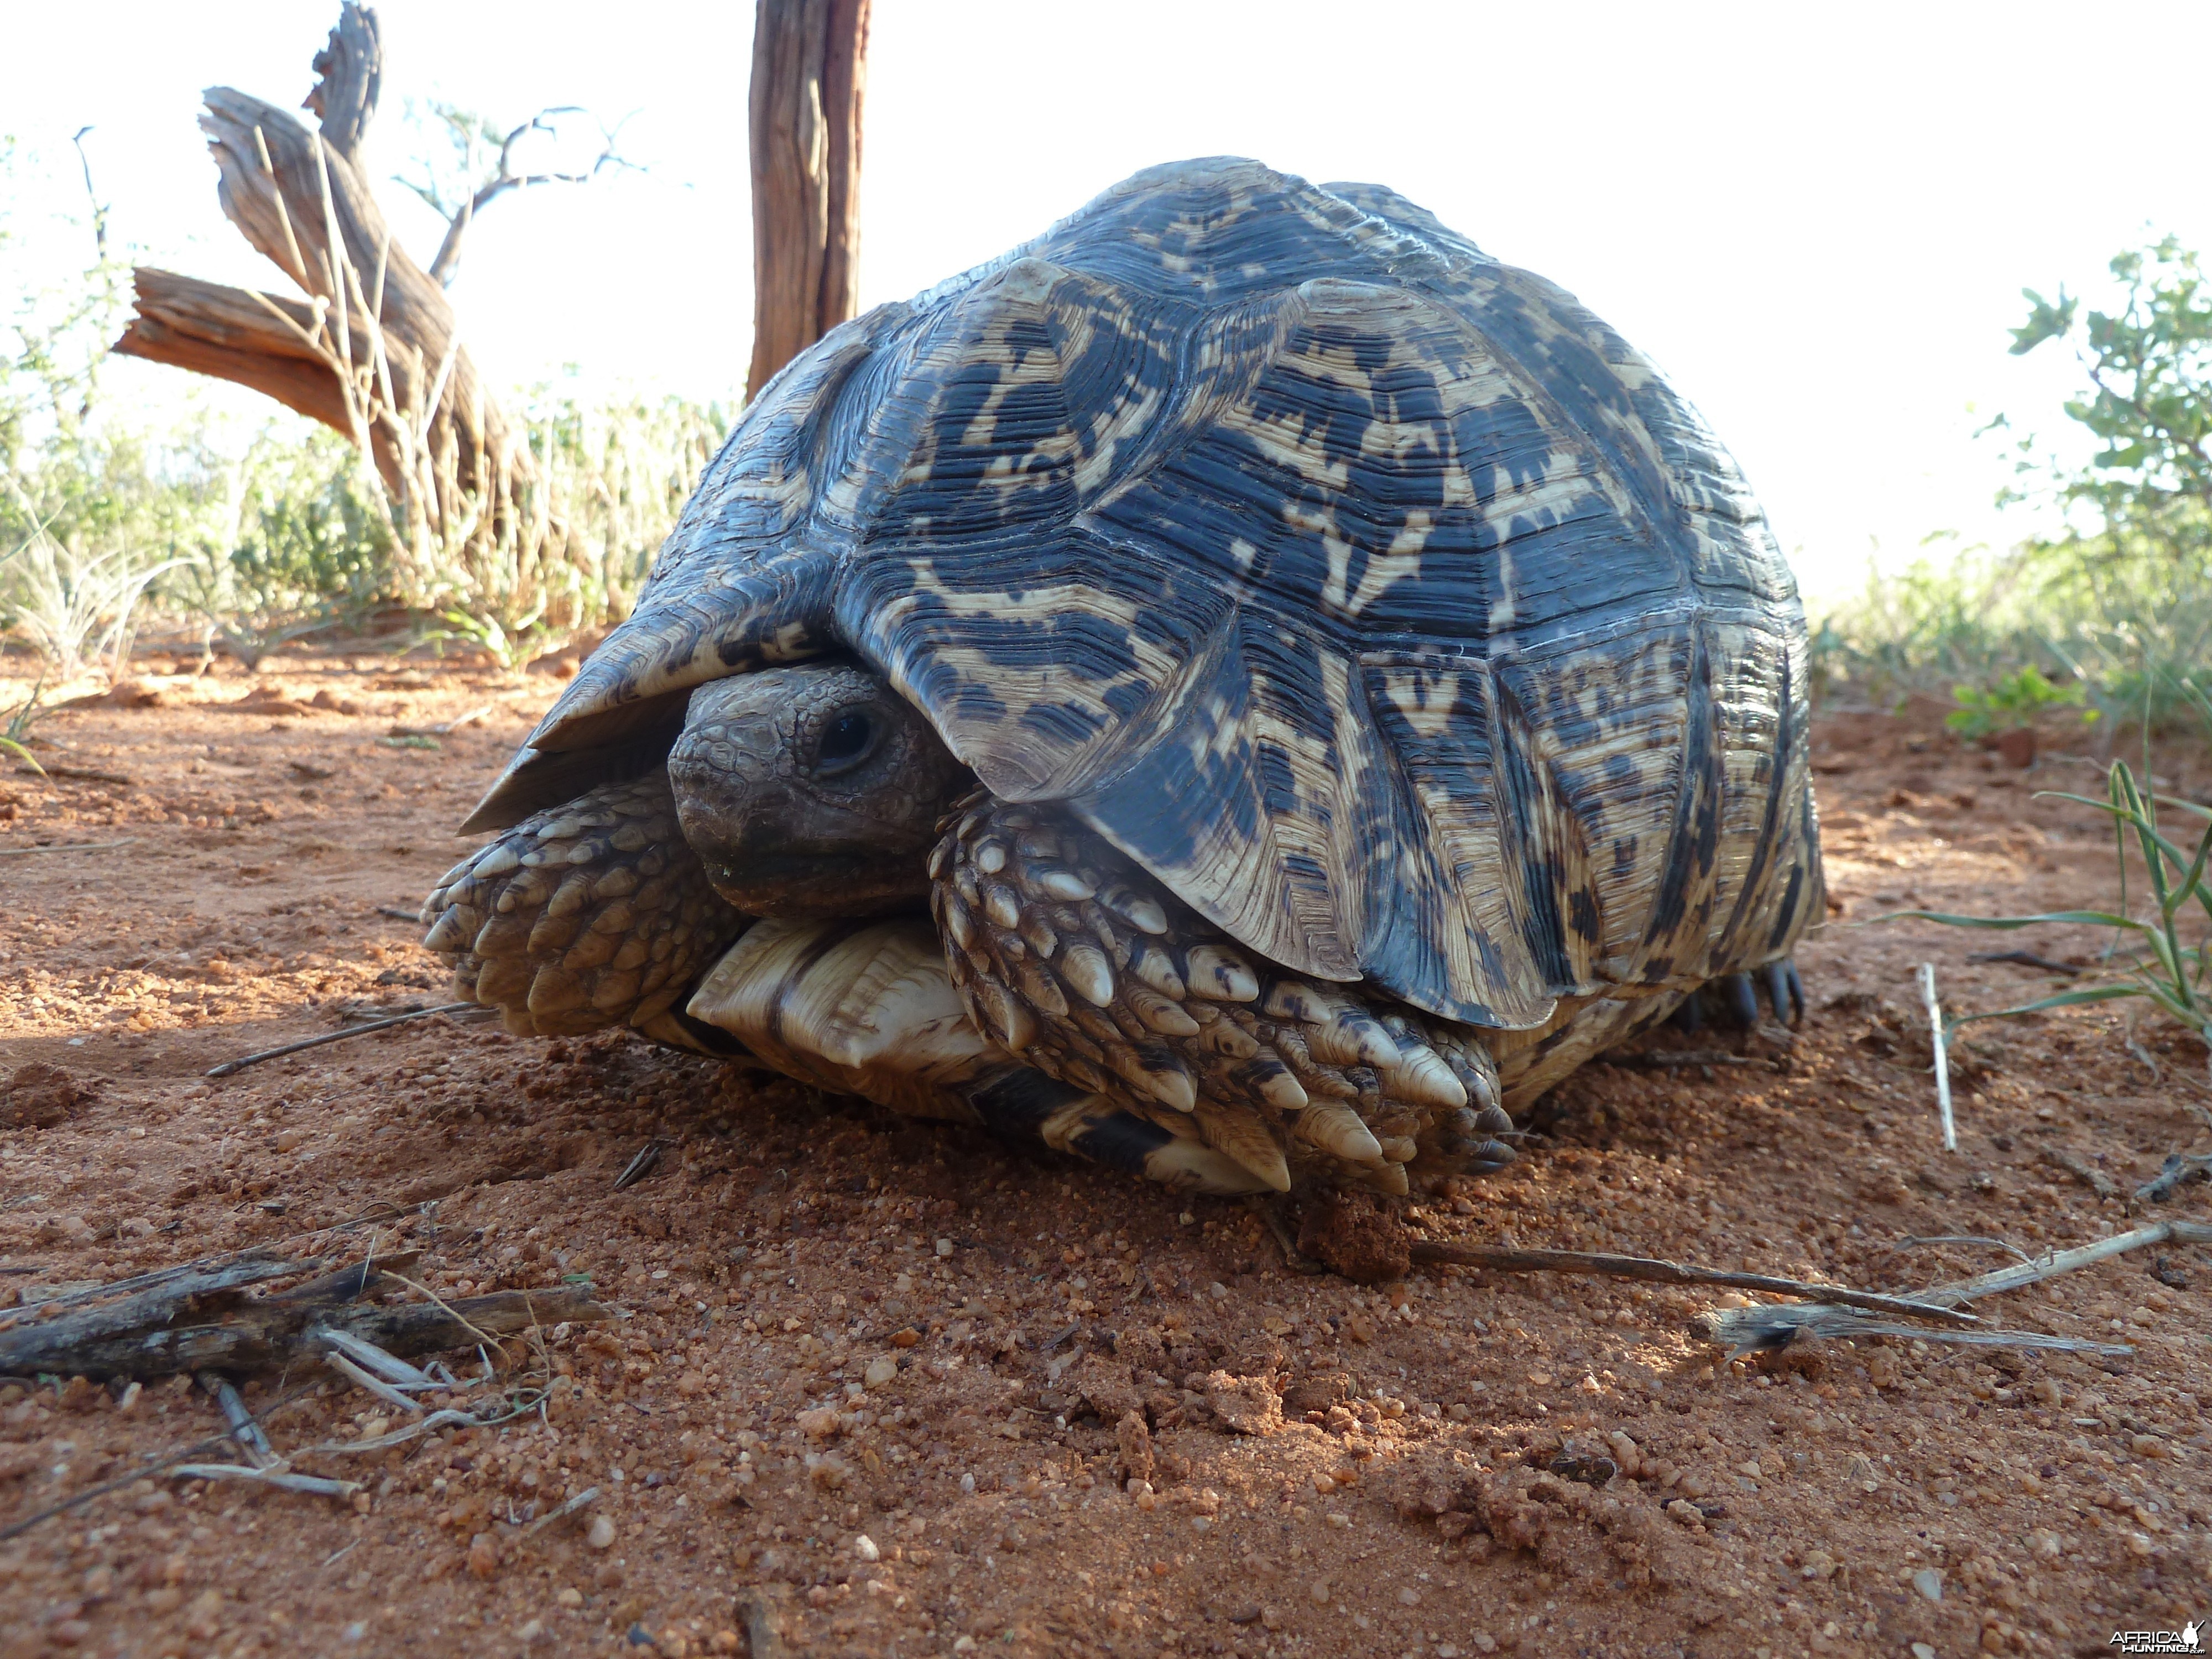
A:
0,135,724,679
1811,238,2212,737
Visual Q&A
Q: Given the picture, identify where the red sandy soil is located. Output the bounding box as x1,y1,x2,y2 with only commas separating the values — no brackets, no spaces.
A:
1,651,2206,1659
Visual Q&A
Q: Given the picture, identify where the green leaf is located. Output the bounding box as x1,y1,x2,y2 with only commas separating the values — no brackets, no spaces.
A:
2009,288,2078,356
1874,907,2143,932
1945,981,2152,1034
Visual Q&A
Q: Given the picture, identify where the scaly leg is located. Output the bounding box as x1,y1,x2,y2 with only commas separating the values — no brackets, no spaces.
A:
421,772,747,1037
930,796,1517,1197
1670,959,1807,1034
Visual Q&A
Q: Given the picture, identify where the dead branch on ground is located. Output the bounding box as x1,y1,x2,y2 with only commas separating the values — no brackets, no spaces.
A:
0,1246,606,1383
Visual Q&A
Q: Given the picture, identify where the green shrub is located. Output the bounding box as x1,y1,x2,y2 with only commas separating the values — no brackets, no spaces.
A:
1945,664,2095,740
1812,235,2212,734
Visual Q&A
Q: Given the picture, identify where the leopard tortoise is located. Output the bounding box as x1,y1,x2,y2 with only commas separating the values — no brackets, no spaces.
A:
421,157,1823,1201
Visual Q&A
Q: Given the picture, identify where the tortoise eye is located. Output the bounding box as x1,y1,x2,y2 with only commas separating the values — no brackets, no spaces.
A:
814,708,877,774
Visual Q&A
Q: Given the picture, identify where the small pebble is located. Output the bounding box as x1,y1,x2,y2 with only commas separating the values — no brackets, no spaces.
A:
853,1534,880,1562
1397,1588,1421,1607
586,1515,617,1551
1911,1568,1944,1603
936,1237,953,1257
1912,1646,1937,1659
556,1587,584,1609
864,1356,898,1388
1308,1579,1331,1605
466,1531,500,1580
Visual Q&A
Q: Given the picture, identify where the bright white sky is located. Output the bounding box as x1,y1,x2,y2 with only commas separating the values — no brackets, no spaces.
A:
7,1,2211,597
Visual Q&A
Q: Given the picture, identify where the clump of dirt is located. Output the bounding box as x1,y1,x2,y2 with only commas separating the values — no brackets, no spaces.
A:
1297,1189,1411,1282
1,653,2209,1659
0,1061,95,1128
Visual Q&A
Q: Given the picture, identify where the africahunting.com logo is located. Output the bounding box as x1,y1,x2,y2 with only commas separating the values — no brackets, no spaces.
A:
2109,1621,2201,1655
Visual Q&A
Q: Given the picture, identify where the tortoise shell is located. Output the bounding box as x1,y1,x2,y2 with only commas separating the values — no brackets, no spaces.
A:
467,158,1822,1031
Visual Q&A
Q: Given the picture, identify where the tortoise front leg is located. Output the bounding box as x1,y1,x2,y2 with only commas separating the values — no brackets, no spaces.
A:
421,772,747,1037
428,806,1271,1193
930,796,1517,1196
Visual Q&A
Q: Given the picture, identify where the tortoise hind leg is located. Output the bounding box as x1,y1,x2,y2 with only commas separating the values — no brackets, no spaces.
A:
1764,959,1806,1025
1671,959,1806,1033
930,796,1516,1197
421,771,747,1036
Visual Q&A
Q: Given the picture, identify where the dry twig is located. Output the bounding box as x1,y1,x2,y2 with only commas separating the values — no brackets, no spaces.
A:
1966,950,2080,975
0,838,140,856
2041,1148,2120,1199
1920,962,1958,1151
1404,1241,1979,1327
1921,1218,2212,1305
11,763,136,785
615,1139,670,1190
521,1483,601,1539
205,1002,476,1076
0,1248,310,1333
2136,1151,2212,1203
388,703,489,737
165,1462,360,1499
1697,1303,2132,1358
1701,1220,2211,1355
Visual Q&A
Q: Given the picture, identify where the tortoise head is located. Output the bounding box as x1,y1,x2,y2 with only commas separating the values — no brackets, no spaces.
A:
667,663,971,919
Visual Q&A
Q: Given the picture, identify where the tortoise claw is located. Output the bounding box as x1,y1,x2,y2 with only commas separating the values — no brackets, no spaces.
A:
1764,958,1805,1026
1721,971,1761,1031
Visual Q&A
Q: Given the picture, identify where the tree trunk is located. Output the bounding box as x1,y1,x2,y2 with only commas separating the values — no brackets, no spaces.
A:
746,0,869,400
109,4,531,592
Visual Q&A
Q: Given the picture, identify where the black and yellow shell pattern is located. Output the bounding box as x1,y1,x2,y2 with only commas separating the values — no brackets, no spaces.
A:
469,158,1822,1034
